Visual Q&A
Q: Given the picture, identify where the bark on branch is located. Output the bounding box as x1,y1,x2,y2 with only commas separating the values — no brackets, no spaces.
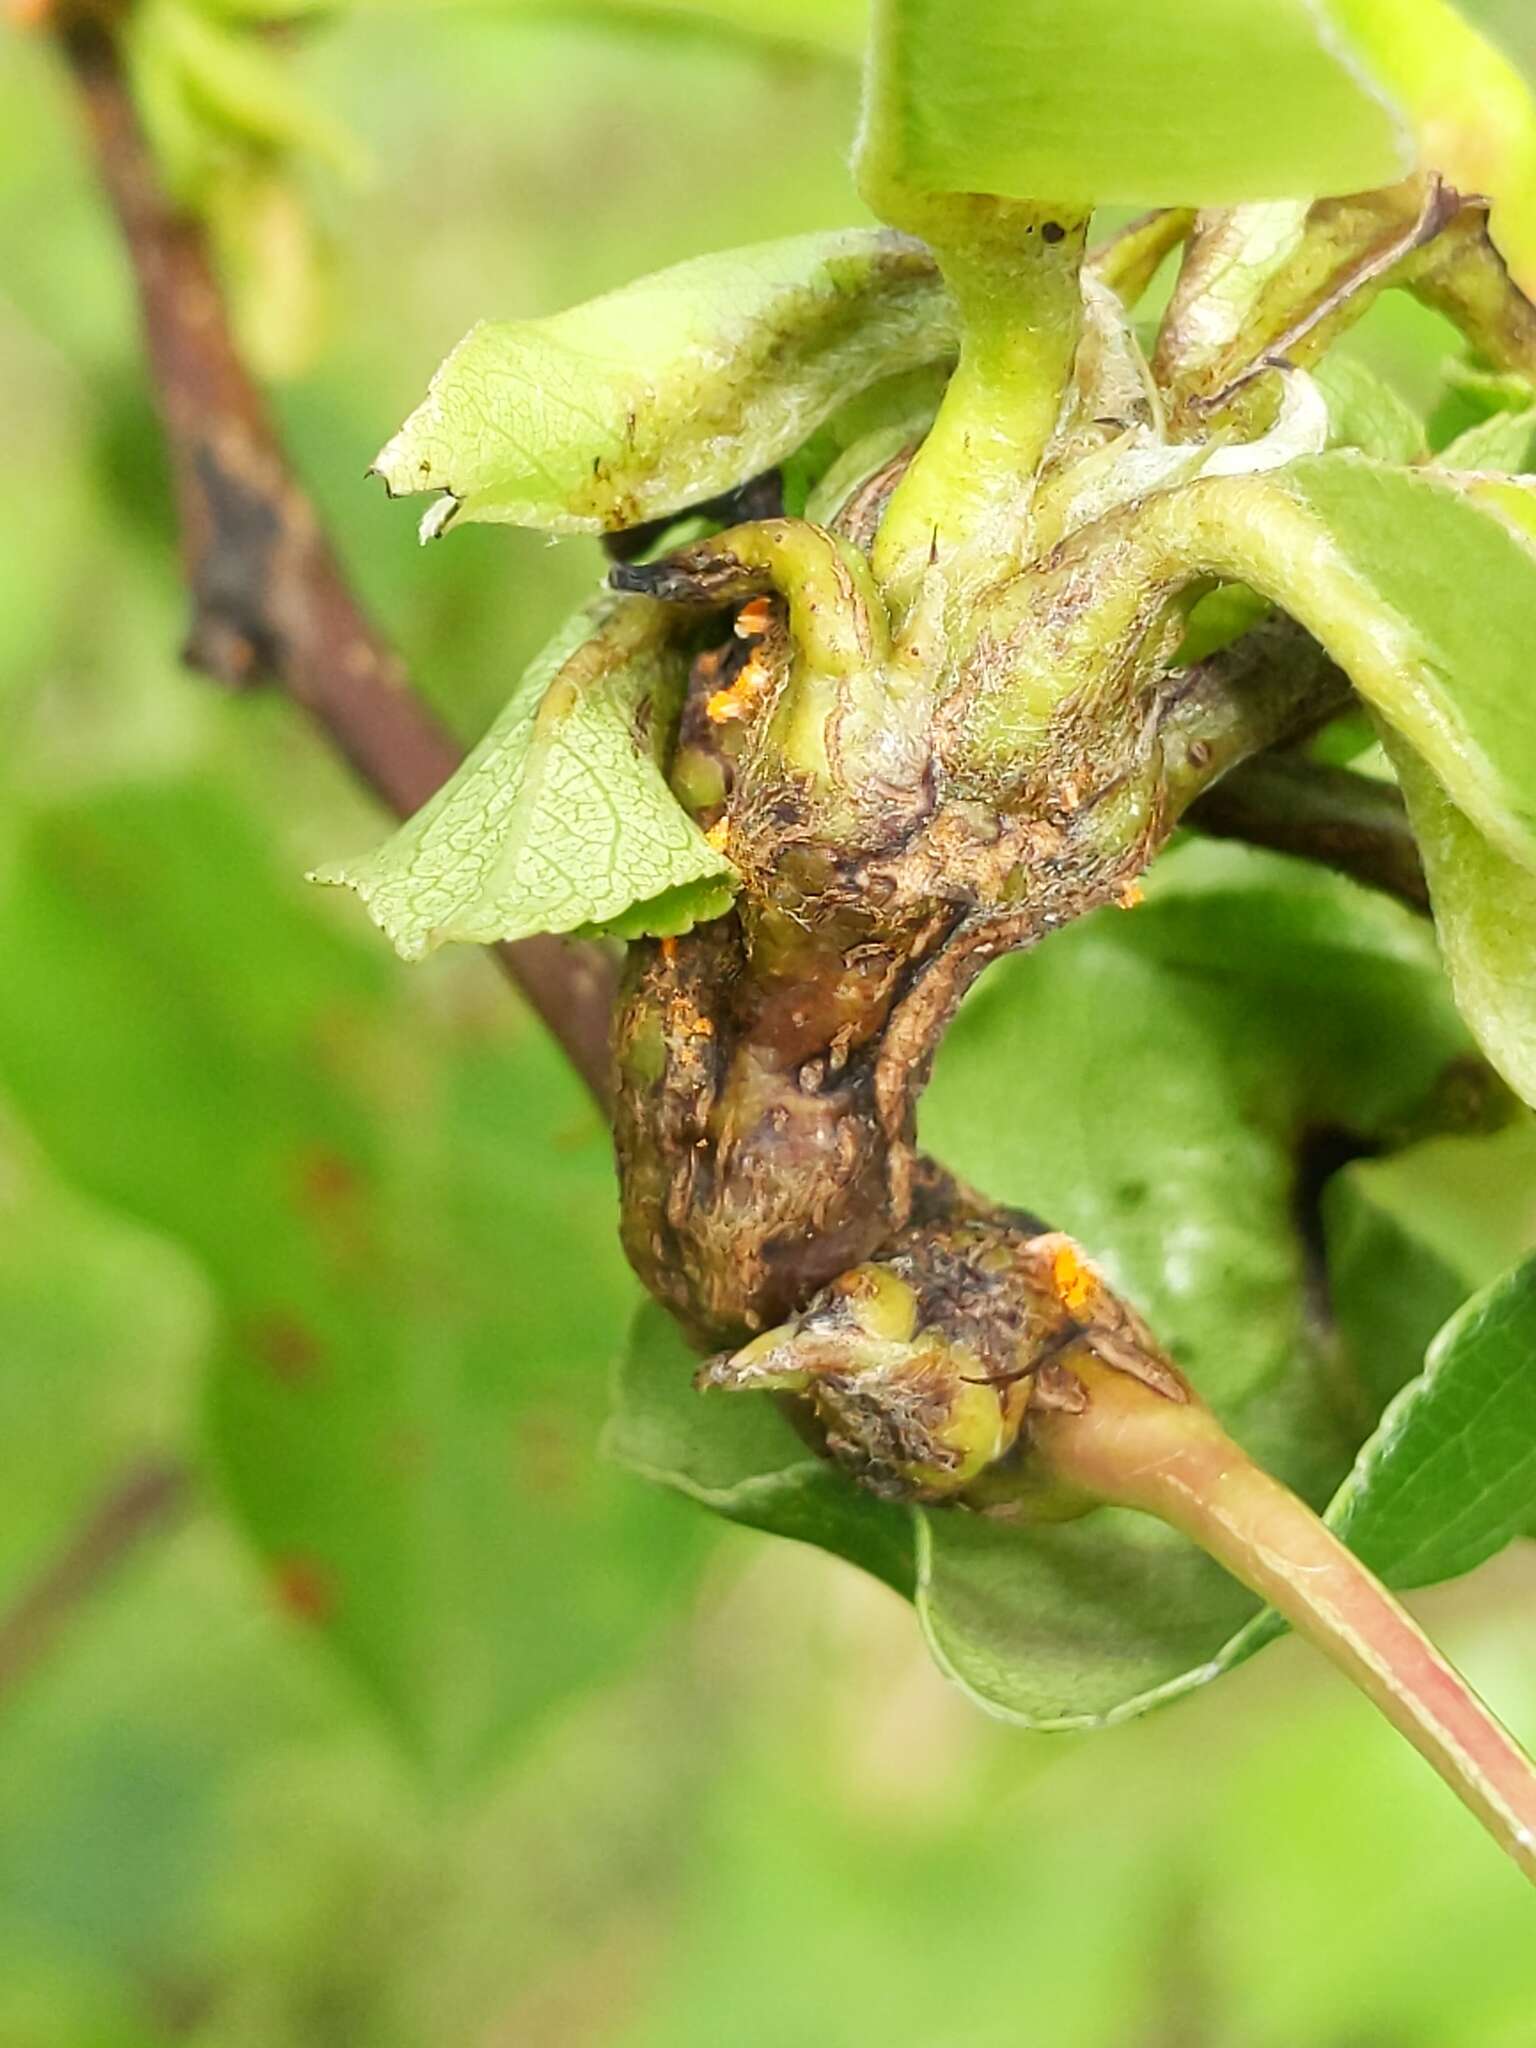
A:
56,15,617,1105
1188,753,1430,913
0,1458,187,1702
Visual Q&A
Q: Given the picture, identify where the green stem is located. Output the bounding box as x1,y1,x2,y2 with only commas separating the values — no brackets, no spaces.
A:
1033,1357,1536,1886
868,196,1089,610
965,461,1525,869
1128,473,1534,869
611,518,889,678
1086,208,1196,307
1409,206,1536,384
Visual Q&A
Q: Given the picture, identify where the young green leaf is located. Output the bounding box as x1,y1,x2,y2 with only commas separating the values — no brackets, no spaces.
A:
372,231,953,538
127,0,359,195
315,595,735,958
1313,354,1428,464
1429,353,1536,451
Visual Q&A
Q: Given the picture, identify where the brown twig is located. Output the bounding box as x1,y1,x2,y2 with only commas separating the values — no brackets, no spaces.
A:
1188,753,1430,912
57,15,617,1105
0,1458,188,1701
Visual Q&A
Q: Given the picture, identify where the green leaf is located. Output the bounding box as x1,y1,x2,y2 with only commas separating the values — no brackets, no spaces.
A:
910,855,1475,1726
1427,357,1534,454
1381,730,1536,1107
1216,1243,1536,1674
1276,455,1536,869
0,1112,211,1596
315,594,735,958
606,0,866,57
1322,1166,1478,1421
609,843,1489,1725
1314,353,1427,463
0,781,709,1782
1437,404,1536,470
372,230,953,537
1329,1251,1536,1587
1326,0,1536,297
855,0,1414,210
348,0,867,60
854,1,1536,295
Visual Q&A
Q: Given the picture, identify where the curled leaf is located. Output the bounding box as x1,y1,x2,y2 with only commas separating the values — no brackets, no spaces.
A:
1381,730,1536,1107
1149,454,1536,871
1034,365,1329,550
372,231,955,538
315,594,734,957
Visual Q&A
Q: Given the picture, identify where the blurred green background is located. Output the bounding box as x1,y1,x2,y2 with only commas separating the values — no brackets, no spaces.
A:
3,4,1536,2042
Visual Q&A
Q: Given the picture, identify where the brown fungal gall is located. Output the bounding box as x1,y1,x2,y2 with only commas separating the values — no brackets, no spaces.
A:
695,1222,1187,1505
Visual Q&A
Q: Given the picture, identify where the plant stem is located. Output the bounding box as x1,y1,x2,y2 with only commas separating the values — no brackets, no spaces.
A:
1032,1355,1536,1885
1410,205,1536,383
54,12,617,1105
0,1459,188,1703
868,196,1088,609
1187,754,1429,912
1086,208,1196,307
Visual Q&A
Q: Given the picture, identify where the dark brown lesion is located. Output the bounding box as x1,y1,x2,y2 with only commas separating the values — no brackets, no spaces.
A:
614,186,1536,1350
614,581,1355,1351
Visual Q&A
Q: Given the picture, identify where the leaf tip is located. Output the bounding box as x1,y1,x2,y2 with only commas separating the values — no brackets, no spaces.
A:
306,860,434,962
